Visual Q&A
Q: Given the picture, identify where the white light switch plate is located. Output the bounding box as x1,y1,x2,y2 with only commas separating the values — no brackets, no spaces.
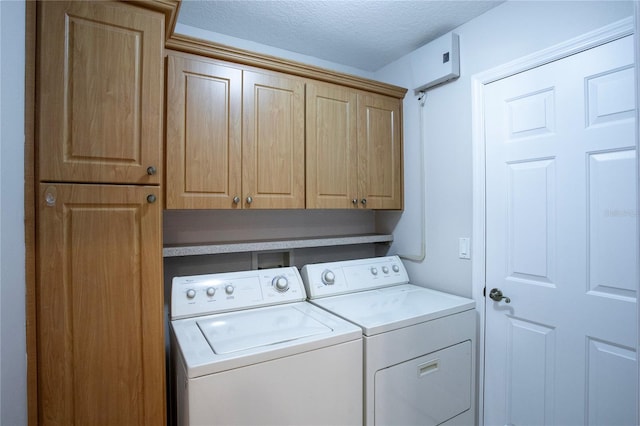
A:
459,237,471,259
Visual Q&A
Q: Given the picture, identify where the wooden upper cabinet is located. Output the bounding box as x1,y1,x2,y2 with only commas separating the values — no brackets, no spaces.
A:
166,56,306,209
306,83,359,208
37,1,164,185
165,53,242,209
307,83,403,209
243,70,306,209
357,93,403,209
37,183,165,426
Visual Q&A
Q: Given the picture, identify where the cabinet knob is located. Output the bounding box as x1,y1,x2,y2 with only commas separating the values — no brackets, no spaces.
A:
44,186,57,207
361,198,367,206
147,194,157,204
146,166,156,176
233,196,240,204
246,196,253,205
352,198,358,205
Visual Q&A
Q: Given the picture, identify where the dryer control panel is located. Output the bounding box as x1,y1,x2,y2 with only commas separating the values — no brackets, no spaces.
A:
171,267,306,319
301,255,409,299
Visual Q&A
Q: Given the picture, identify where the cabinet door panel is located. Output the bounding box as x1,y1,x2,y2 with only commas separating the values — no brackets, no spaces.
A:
166,54,242,208
306,83,358,208
38,1,163,184
358,94,403,209
243,71,305,208
37,184,164,425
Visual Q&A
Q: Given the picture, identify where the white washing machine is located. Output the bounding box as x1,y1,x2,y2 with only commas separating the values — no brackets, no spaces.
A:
301,256,476,426
170,266,363,426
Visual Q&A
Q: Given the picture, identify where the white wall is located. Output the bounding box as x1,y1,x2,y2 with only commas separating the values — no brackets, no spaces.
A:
0,0,26,424
375,0,634,297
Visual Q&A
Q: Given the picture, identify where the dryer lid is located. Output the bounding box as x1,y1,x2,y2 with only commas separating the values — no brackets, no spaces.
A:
311,284,475,336
197,305,332,354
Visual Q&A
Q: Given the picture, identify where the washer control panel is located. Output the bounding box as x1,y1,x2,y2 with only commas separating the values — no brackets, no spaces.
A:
171,266,306,319
301,255,409,299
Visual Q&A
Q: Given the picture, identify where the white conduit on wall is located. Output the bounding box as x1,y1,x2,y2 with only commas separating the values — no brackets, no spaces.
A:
398,91,427,263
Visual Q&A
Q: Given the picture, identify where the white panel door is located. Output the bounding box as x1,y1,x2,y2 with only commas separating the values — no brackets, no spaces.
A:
484,35,638,426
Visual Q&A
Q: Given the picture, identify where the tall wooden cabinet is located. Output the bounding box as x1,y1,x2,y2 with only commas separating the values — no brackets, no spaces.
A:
306,82,403,209
166,52,305,209
37,184,164,425
35,1,166,425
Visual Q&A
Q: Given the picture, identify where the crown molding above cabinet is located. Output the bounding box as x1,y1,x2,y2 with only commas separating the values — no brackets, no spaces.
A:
166,32,408,98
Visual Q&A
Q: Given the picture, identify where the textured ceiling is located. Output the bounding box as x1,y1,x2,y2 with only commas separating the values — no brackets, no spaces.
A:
177,1,504,71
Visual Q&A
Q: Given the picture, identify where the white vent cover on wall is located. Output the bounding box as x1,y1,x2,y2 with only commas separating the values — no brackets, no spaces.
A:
411,32,460,92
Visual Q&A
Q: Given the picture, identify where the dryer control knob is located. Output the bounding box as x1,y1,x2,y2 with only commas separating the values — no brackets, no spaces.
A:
392,264,400,273
370,267,378,276
272,276,289,292
225,285,235,295
382,266,389,274
186,289,196,299
206,287,216,297
321,270,336,285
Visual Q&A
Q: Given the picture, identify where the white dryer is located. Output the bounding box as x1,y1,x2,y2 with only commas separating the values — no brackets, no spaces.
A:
301,256,476,426
170,266,363,426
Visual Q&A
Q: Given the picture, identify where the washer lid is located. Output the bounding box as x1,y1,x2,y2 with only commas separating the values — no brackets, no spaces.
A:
197,305,332,354
310,284,475,336
171,302,362,378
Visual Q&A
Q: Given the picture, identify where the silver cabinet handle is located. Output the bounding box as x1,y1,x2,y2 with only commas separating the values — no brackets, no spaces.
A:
146,166,156,175
246,196,253,204
147,194,157,204
233,196,240,204
361,198,367,206
489,288,511,303
352,198,358,205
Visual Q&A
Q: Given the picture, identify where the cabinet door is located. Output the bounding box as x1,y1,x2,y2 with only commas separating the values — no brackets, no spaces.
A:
243,71,306,208
357,93,403,209
37,184,165,425
306,83,359,209
38,1,163,184
166,54,242,209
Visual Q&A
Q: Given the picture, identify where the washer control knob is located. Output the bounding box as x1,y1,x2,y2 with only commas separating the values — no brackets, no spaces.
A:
370,267,378,276
272,276,289,292
321,270,336,285
206,287,216,297
186,289,196,299
225,285,235,295
392,264,400,273
382,266,389,274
